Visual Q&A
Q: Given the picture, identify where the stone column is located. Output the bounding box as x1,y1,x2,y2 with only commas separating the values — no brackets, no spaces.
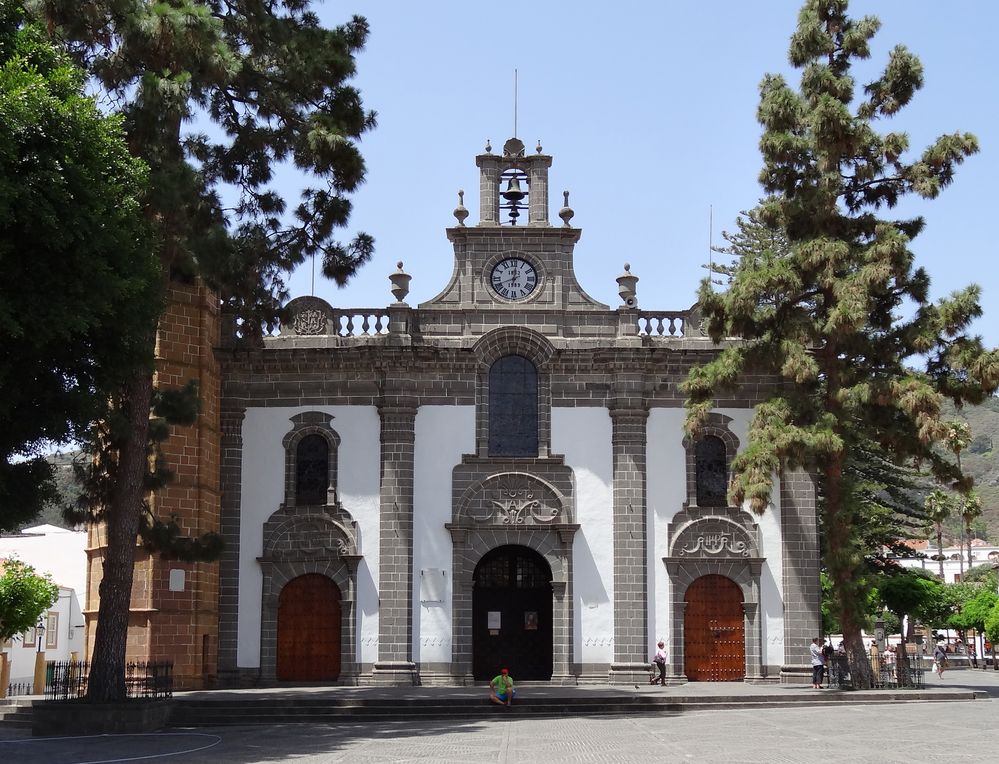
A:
608,381,649,684
779,468,820,683
371,398,418,684
527,155,552,226
217,406,246,681
476,156,500,226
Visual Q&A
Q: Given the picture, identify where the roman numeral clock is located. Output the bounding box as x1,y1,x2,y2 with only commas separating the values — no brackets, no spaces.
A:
490,257,538,300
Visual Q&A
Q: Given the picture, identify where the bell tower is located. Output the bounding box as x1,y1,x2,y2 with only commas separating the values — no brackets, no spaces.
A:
475,137,552,226
422,137,605,315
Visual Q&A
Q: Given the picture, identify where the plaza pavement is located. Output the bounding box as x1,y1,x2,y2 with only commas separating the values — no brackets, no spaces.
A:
2,669,997,763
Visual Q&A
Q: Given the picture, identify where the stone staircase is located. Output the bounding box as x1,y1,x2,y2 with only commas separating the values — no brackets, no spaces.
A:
166,687,985,727
0,697,35,730
168,695,682,726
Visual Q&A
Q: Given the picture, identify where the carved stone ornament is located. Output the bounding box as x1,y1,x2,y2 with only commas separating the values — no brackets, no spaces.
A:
293,308,326,336
679,532,749,557
467,475,560,525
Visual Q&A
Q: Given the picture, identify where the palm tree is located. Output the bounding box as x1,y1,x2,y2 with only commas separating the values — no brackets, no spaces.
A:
960,492,983,569
924,489,954,579
944,422,972,576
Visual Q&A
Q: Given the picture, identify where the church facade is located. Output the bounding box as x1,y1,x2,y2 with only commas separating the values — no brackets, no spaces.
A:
87,137,820,687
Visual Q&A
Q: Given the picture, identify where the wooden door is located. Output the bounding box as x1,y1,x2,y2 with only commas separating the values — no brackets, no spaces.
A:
472,546,553,681
684,574,745,681
276,574,341,681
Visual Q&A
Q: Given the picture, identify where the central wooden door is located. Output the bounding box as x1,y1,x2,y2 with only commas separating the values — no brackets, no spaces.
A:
684,574,745,681
472,546,553,681
276,574,341,681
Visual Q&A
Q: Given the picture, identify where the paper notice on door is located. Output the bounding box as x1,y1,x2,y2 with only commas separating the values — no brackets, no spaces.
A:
487,611,501,630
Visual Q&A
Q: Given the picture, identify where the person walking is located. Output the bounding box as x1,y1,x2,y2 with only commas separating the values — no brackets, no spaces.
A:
489,668,515,707
933,642,948,678
652,641,668,686
810,637,826,689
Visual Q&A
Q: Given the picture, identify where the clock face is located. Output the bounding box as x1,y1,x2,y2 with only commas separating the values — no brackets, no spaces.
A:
490,257,538,300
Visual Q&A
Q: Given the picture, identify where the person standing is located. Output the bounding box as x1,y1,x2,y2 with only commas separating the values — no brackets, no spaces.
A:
489,668,515,707
652,641,667,686
810,638,826,689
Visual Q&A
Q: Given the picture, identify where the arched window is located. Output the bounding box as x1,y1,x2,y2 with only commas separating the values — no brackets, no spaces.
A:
295,434,329,505
695,435,728,507
488,355,538,457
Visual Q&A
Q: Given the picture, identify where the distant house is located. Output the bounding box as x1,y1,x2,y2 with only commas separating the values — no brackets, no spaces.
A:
0,525,86,691
888,537,999,584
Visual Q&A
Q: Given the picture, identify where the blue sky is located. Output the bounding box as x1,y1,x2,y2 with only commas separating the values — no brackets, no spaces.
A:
287,1,997,347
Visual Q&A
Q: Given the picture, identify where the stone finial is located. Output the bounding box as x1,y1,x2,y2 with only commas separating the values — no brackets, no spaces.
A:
389,261,411,304
485,139,492,154
617,263,639,308
536,139,543,154
558,190,574,227
453,189,469,226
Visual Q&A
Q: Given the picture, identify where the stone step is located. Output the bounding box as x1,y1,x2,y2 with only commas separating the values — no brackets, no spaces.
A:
167,690,983,727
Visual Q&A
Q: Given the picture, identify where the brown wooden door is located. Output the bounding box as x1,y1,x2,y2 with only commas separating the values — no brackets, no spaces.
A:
684,574,745,681
276,574,341,681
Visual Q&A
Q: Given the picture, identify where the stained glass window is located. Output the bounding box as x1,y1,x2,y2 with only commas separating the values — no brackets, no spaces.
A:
695,435,728,507
488,355,538,457
296,434,329,505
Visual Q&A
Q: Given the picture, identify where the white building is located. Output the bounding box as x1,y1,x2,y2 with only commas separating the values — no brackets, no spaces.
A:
0,525,86,691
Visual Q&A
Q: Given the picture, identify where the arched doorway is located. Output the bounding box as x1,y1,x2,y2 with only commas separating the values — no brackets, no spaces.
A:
276,574,341,681
472,545,553,681
684,574,745,681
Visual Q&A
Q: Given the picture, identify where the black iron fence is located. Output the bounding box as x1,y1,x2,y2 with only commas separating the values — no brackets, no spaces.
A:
45,661,173,701
826,656,924,689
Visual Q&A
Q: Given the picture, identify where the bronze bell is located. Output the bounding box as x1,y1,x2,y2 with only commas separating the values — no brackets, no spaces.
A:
501,175,526,203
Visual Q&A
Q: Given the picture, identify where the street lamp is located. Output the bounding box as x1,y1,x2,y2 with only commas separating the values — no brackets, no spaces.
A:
32,617,47,695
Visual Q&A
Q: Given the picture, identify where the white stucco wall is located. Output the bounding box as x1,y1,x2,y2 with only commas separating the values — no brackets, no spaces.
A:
647,408,689,660
647,408,785,667
237,406,381,668
551,407,613,665
412,406,475,664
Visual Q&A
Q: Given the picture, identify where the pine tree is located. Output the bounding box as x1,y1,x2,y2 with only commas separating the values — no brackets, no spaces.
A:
683,0,998,689
29,0,376,701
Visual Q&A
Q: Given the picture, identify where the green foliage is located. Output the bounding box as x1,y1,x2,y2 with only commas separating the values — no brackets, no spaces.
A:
948,585,997,632
682,0,997,686
0,558,59,642
985,602,999,644
0,0,160,531
879,571,946,626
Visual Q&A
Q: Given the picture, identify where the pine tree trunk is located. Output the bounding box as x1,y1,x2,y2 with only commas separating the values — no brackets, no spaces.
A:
824,450,875,689
86,368,154,702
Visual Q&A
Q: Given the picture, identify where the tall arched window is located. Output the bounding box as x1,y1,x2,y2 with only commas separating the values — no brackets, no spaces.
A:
296,434,329,505
695,435,728,507
488,355,538,457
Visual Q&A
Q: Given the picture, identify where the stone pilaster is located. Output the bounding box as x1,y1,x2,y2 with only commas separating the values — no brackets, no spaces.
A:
371,398,418,684
527,155,552,226
779,468,820,684
608,378,649,684
476,155,500,226
216,406,245,680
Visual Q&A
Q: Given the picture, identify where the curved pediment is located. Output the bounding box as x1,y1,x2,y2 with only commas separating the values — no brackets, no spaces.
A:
262,508,359,561
669,515,758,560
455,471,568,527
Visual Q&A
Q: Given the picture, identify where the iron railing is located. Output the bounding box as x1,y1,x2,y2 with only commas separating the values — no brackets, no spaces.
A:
5,682,32,697
45,661,173,701
826,656,924,689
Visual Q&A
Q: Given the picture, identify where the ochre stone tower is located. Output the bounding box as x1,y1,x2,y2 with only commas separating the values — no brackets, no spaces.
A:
85,280,221,689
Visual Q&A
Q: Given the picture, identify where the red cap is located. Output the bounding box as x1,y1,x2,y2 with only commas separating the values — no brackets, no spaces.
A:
500,668,509,675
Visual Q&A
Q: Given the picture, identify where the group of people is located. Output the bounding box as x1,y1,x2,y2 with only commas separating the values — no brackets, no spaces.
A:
810,637,905,688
